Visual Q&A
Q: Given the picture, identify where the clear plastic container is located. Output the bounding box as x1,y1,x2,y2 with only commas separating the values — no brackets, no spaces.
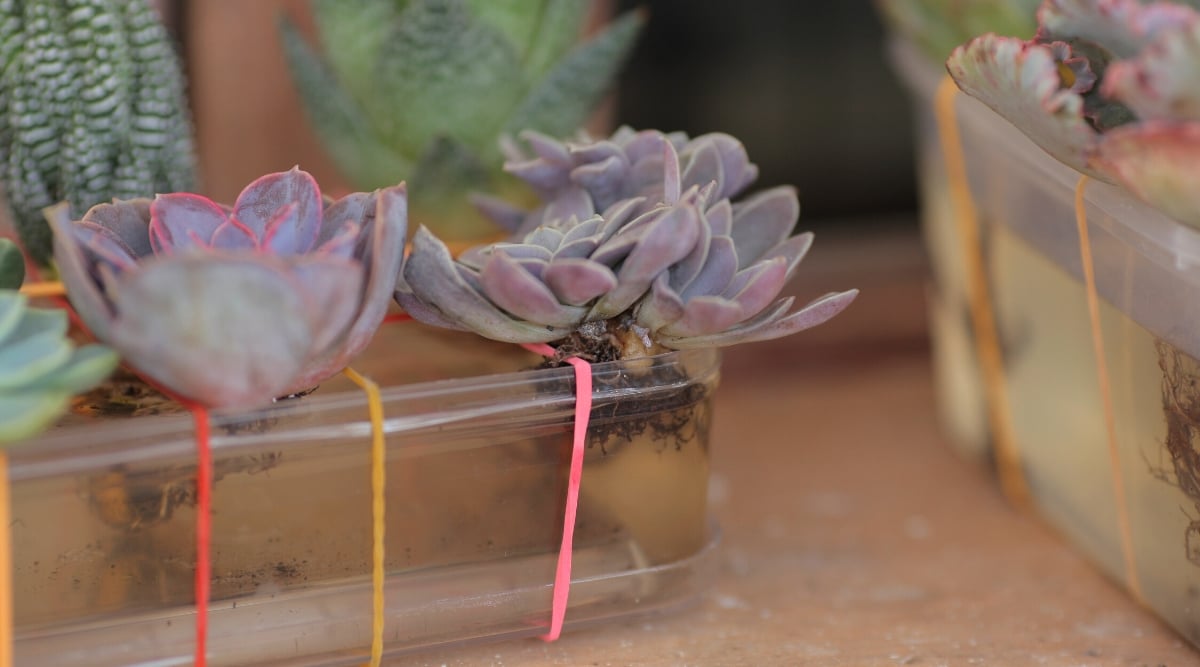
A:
10,324,721,665
892,35,1200,646
890,39,991,464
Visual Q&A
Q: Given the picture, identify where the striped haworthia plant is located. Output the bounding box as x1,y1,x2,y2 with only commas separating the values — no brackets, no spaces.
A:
0,0,196,264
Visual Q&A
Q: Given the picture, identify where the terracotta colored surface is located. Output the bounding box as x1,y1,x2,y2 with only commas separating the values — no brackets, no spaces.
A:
395,230,1200,666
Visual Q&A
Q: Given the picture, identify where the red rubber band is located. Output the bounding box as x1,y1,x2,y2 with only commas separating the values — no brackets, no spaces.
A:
186,403,212,667
521,343,592,642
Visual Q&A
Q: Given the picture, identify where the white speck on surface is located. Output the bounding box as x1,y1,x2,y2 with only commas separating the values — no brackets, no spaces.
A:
713,592,751,610
904,514,932,539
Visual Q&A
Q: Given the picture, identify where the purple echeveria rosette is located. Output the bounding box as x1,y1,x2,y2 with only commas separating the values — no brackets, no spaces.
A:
397,129,857,351
50,168,407,409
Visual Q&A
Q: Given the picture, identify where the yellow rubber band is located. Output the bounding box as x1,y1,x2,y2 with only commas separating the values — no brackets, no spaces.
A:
934,76,1031,508
17,281,65,298
0,453,11,667
342,367,386,667
1072,176,1144,603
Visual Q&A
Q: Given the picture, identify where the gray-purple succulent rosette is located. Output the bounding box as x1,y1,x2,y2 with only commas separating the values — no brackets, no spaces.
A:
395,127,858,356
946,0,1200,226
49,168,407,409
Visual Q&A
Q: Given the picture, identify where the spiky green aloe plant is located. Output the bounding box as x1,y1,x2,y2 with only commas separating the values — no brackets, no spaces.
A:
279,0,645,241
0,239,117,443
0,0,196,265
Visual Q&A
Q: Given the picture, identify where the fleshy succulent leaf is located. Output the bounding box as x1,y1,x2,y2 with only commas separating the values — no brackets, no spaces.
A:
372,0,524,160
679,236,738,301
233,167,323,246
947,33,1104,178
83,199,153,258
403,226,573,342
663,289,859,349
0,238,25,289
1102,21,1200,122
150,193,229,253
1037,0,1200,59
309,0,397,103
0,394,71,444
590,203,702,319
278,15,413,190
53,169,408,407
729,186,800,268
106,257,316,407
482,250,587,326
394,127,855,353
1,0,196,265
1094,122,1200,226
635,272,686,332
36,343,119,393
7,312,112,417
543,257,618,306
504,9,645,139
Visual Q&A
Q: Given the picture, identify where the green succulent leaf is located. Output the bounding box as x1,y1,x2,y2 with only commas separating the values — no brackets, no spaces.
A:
372,0,525,159
0,238,23,289
309,0,397,104
0,0,196,265
39,343,119,392
0,290,118,445
278,15,413,190
0,392,72,443
505,8,645,139
466,0,588,80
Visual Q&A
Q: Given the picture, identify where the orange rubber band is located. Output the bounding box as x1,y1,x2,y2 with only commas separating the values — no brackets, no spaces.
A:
343,367,386,667
17,281,64,298
0,453,12,667
1072,176,1144,602
934,75,1031,508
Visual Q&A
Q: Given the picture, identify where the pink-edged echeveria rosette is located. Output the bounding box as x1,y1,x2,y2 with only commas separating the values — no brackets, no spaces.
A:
397,129,857,355
947,0,1200,227
49,168,407,409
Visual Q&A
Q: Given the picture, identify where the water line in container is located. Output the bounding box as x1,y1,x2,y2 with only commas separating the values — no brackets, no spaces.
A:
1073,176,1145,603
934,75,1031,507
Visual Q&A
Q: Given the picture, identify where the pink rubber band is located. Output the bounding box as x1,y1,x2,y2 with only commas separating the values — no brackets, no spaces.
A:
521,343,592,642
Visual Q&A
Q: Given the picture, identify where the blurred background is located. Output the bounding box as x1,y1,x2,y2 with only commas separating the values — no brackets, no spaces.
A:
167,0,918,236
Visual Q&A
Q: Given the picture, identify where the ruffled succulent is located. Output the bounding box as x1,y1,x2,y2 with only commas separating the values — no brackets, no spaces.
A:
396,130,857,355
279,0,645,241
49,168,406,409
946,0,1200,226
0,0,196,265
0,291,118,443
876,0,1042,61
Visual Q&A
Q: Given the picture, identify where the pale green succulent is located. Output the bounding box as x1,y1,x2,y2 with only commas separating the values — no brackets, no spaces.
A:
0,0,197,266
0,238,22,290
0,290,118,444
279,0,645,241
